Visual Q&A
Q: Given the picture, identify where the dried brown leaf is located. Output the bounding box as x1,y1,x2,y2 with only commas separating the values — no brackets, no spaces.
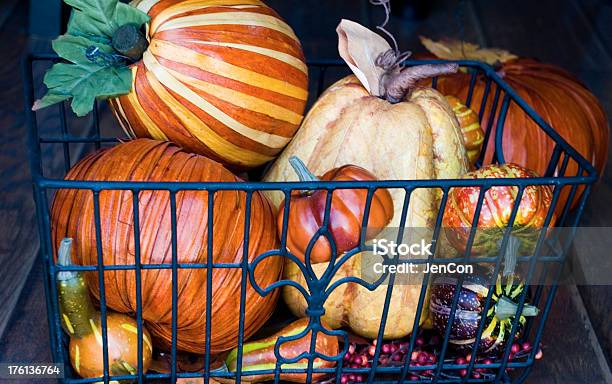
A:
419,36,518,65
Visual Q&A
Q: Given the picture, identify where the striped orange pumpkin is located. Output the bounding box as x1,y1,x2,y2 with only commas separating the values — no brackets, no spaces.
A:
109,0,309,170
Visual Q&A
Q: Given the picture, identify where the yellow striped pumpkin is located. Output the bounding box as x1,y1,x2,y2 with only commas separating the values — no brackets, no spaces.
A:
445,95,484,168
109,0,309,169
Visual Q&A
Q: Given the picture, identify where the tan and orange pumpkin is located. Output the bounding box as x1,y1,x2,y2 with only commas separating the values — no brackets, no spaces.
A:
51,139,281,354
268,20,470,339
109,0,309,170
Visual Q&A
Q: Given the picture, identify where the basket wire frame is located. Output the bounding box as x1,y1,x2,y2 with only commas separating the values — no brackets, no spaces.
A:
24,54,597,384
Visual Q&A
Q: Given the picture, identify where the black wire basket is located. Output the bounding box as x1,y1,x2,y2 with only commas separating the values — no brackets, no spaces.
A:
25,54,597,384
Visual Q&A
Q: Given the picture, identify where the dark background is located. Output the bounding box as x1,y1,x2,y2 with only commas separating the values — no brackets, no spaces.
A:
0,0,610,383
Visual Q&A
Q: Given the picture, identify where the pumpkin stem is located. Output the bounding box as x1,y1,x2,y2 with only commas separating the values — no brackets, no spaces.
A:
289,156,320,182
57,238,97,339
495,295,539,320
57,238,77,281
502,235,520,277
112,24,148,62
384,63,459,103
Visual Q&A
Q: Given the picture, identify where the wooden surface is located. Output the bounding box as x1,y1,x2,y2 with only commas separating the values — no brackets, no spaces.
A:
0,0,40,346
0,0,610,383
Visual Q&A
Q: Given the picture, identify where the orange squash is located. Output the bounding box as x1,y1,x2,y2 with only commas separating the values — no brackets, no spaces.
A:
109,0,308,170
51,139,281,354
419,37,609,211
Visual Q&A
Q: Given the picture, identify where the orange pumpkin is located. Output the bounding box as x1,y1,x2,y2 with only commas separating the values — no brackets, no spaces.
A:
278,157,394,264
419,37,609,211
51,139,281,354
109,0,308,170
436,60,608,176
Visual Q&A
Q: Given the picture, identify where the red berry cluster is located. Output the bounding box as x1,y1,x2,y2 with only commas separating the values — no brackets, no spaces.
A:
339,336,439,383
453,341,543,379
336,335,543,383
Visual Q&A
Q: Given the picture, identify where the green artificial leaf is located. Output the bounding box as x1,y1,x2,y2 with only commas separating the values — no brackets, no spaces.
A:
115,3,150,28
38,36,132,116
32,93,70,111
67,10,114,40
66,0,149,39
64,0,119,37
52,35,114,64
34,0,150,116
40,62,132,117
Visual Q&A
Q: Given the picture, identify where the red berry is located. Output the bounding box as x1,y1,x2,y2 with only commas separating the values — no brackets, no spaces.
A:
411,351,419,361
382,344,391,354
455,357,467,365
355,375,364,382
473,372,481,379
417,352,428,364
429,354,437,364
465,354,472,362
344,352,351,361
483,359,493,365
424,369,433,376
459,369,468,377
372,339,377,346
348,344,356,354
392,354,402,362
409,375,419,380
349,374,356,381
368,345,376,357
511,343,521,354
341,376,349,384
522,341,532,351
535,349,543,360
416,337,425,346
361,355,369,366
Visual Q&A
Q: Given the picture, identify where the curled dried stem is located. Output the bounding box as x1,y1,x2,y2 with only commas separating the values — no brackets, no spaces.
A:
384,63,459,104
369,0,458,103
